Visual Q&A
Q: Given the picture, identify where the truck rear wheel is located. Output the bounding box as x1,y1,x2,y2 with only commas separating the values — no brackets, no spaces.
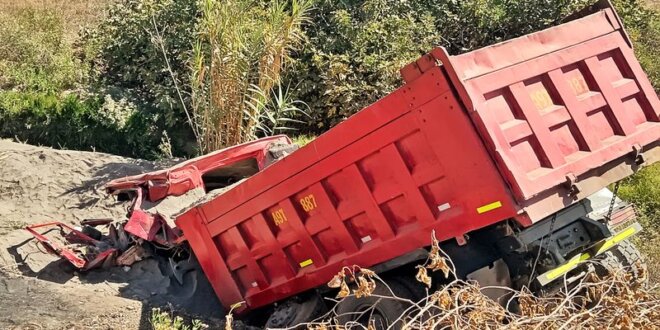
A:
594,240,646,283
265,292,325,329
335,280,412,329
610,240,647,281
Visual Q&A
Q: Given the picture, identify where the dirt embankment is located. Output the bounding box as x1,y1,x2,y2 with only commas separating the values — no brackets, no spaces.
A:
0,140,224,329
0,140,155,236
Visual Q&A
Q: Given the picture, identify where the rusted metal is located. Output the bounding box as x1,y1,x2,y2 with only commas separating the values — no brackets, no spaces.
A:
116,245,149,266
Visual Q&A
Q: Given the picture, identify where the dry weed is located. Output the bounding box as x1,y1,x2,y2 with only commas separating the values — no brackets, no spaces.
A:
293,239,659,329
328,266,378,299
0,0,108,41
225,301,245,330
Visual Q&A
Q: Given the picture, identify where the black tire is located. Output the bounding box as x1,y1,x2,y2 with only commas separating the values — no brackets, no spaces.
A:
610,240,647,282
335,280,412,329
265,293,325,329
594,240,646,283
390,275,428,302
593,249,621,275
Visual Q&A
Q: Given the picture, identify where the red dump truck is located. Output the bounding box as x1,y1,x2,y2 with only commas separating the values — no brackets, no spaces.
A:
175,1,659,327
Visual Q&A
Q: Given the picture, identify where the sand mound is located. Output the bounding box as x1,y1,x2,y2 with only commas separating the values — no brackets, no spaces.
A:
0,140,226,328
0,140,156,234
0,139,159,274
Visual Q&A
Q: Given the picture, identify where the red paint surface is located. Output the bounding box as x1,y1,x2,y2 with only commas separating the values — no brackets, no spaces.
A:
104,135,292,242
412,8,659,211
105,135,291,201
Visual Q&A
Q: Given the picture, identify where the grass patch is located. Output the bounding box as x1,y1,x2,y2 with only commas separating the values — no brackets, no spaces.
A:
618,163,660,223
0,0,107,41
150,308,206,330
0,91,163,159
0,0,109,91
292,134,316,147
619,163,660,283
0,7,82,92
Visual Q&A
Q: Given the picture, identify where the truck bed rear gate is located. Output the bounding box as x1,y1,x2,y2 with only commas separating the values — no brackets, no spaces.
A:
403,4,659,222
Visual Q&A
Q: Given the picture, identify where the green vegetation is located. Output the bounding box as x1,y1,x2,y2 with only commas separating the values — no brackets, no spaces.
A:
620,164,660,224
150,308,206,330
0,91,161,158
615,0,660,90
0,8,81,92
619,163,660,267
286,0,594,128
292,134,316,147
0,2,166,158
0,0,658,159
82,0,197,131
190,0,312,152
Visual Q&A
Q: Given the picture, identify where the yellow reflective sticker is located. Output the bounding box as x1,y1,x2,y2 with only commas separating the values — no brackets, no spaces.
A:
299,259,313,268
477,201,502,214
595,225,638,255
545,252,591,281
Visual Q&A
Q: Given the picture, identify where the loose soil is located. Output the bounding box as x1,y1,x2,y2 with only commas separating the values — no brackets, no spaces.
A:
0,140,225,329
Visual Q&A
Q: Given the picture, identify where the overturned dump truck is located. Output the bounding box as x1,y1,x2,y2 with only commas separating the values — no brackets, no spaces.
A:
24,1,658,328
172,1,659,327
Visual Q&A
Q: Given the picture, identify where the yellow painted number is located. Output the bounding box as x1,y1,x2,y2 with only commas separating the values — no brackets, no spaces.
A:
299,194,318,212
568,76,589,96
530,89,553,110
272,208,288,226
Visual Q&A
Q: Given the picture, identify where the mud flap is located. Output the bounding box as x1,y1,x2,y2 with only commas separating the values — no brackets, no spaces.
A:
466,259,512,306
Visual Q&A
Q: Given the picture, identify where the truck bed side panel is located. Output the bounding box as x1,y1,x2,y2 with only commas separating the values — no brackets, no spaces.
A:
177,69,519,310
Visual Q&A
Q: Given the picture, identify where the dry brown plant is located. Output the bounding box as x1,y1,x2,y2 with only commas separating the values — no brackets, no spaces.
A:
290,238,658,330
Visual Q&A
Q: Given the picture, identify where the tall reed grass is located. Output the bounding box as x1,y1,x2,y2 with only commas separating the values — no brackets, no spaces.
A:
190,0,312,153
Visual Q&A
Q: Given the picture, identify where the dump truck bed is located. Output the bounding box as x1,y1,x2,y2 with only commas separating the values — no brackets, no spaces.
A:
176,3,659,312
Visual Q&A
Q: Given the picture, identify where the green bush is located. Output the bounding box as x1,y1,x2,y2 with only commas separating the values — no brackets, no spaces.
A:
620,163,660,280
79,0,199,157
287,0,594,130
614,0,660,89
0,7,84,92
1,0,658,159
287,0,658,132
0,1,196,159
80,0,656,136
83,0,197,127
286,0,441,129
0,91,162,159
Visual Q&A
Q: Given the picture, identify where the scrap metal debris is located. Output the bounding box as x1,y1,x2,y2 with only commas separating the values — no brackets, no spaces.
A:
24,136,297,271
